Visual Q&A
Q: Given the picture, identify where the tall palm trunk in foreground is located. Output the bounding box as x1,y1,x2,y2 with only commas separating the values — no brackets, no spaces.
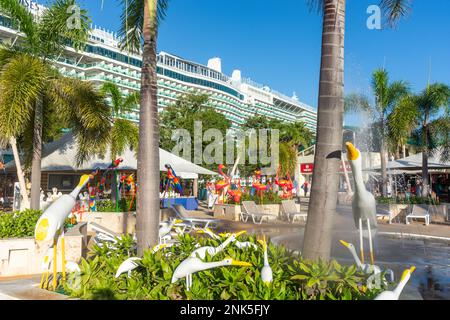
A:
136,0,161,254
30,96,43,209
303,0,346,261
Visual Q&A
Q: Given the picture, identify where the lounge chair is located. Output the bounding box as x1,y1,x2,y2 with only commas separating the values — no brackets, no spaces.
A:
376,208,396,224
406,205,430,226
90,222,122,248
241,201,276,224
281,200,307,223
171,204,219,229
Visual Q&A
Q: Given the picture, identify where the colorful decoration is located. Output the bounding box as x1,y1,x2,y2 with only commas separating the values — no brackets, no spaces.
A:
165,164,183,195
346,142,378,266
215,164,230,204
275,167,294,199
252,169,267,204
227,179,242,203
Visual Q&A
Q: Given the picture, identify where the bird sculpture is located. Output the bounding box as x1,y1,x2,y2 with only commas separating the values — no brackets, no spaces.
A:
196,227,221,240
35,173,93,290
159,219,183,243
216,164,230,204
346,142,378,265
115,257,142,278
339,240,394,287
218,231,258,250
65,261,81,273
252,169,267,204
258,235,273,285
165,164,183,195
190,231,246,260
374,267,416,300
227,179,243,203
172,257,252,291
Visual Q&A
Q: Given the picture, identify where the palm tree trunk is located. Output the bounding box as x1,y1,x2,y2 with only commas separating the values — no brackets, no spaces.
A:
9,137,29,210
30,95,43,210
136,0,161,255
422,126,429,197
303,0,346,261
380,128,388,197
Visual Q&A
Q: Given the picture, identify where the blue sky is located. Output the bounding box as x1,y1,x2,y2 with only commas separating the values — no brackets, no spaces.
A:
75,0,449,126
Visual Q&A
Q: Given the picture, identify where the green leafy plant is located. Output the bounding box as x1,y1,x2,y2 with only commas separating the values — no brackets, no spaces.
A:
64,233,385,300
0,209,42,239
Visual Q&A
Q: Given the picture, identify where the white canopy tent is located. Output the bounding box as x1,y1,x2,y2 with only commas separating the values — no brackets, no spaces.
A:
6,133,217,179
370,150,450,173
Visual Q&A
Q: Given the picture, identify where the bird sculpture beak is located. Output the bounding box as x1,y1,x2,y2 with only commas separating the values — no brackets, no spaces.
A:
231,260,252,267
234,230,247,237
339,240,350,248
400,266,416,281
174,219,183,224
346,142,360,161
78,174,91,188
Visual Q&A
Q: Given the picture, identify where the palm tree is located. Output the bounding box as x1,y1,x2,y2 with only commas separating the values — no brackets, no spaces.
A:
119,0,169,254
409,83,450,197
345,69,410,197
0,0,95,209
303,0,412,261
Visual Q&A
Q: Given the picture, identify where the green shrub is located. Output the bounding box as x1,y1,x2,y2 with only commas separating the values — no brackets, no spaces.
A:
96,199,136,213
64,234,386,300
228,192,283,205
0,209,42,239
376,196,438,205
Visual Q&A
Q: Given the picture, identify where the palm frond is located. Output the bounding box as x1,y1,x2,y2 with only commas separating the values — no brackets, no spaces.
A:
110,118,139,159
101,82,123,116
118,0,169,53
386,95,418,152
121,92,140,114
0,0,38,49
37,0,91,57
0,54,46,137
379,0,413,27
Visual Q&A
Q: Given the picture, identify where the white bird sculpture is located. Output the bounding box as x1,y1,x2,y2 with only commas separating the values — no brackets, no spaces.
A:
374,267,416,300
115,257,142,278
219,231,258,250
258,235,273,285
65,260,81,273
35,174,92,290
190,231,246,260
346,142,378,265
196,227,221,240
171,257,252,291
339,240,394,287
159,219,183,243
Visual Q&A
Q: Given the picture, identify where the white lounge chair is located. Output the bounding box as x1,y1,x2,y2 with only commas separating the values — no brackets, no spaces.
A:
281,200,307,223
376,208,396,224
241,201,276,224
406,205,430,226
172,204,219,229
